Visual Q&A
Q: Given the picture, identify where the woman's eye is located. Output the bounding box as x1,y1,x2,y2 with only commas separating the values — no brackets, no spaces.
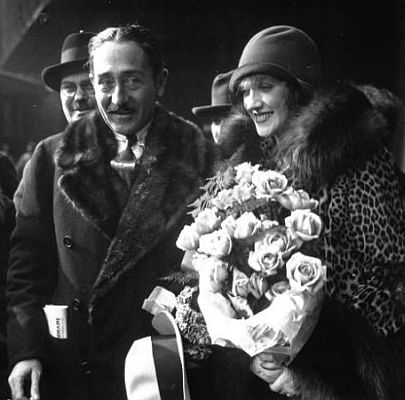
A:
260,84,273,91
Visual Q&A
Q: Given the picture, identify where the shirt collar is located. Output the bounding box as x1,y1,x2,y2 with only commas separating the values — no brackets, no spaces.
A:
114,121,152,153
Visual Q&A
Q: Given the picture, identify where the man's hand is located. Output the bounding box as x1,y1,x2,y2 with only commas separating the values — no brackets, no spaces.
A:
250,352,300,398
8,359,42,400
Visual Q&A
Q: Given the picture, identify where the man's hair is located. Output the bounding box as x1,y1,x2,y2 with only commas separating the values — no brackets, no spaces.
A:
88,23,165,80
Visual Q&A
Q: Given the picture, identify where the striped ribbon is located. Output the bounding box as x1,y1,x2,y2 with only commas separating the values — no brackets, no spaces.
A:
125,312,191,400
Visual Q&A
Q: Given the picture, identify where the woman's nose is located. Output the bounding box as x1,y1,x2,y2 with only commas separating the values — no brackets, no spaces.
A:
244,89,262,111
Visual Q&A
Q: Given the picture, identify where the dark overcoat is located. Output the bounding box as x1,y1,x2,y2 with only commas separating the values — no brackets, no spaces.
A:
6,104,218,400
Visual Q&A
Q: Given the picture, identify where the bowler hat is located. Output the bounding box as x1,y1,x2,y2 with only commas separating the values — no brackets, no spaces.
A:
41,31,95,92
192,70,233,117
229,26,321,95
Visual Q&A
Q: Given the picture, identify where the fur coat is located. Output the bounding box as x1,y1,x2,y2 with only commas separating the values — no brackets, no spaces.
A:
7,104,220,400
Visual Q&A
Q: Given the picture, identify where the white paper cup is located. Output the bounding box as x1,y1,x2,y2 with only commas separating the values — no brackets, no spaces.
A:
43,305,68,339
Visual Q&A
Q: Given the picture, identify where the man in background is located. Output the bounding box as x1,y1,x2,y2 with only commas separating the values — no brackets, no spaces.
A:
192,70,233,143
41,30,97,124
0,151,17,399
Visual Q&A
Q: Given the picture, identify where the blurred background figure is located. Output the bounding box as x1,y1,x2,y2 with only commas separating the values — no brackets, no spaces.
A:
41,30,97,124
0,142,15,164
192,70,233,143
0,150,17,400
15,140,36,180
0,149,18,198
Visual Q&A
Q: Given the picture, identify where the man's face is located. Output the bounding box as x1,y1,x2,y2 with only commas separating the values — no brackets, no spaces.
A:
91,41,167,136
60,71,96,123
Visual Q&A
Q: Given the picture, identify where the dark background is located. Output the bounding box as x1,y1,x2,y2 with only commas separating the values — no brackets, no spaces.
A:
1,0,404,166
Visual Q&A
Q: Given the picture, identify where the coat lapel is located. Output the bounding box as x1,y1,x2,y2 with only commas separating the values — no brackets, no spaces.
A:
89,106,205,310
56,106,209,312
56,111,130,239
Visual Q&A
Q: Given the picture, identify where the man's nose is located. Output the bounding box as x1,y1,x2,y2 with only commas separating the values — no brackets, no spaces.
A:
74,86,89,101
111,83,128,106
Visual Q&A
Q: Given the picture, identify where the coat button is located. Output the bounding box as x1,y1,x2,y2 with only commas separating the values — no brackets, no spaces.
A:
81,360,91,375
63,236,73,248
72,298,81,311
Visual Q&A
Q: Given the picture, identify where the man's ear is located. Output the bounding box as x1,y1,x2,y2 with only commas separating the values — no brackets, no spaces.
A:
156,68,169,98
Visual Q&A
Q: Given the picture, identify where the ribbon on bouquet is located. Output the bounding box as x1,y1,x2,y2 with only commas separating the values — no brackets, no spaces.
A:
125,311,191,400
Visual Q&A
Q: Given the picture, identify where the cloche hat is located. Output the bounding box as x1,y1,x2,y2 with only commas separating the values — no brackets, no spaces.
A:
41,31,95,92
192,70,233,117
229,25,321,94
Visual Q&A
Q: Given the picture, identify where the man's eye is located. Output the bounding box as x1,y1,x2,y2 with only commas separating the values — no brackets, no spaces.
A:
82,82,95,93
61,85,76,94
125,77,141,88
98,79,114,91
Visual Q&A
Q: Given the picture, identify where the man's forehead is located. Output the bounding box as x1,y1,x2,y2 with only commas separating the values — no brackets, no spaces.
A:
61,71,91,84
91,41,150,76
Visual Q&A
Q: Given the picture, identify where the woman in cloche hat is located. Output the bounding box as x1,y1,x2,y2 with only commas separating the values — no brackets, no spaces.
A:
189,25,405,400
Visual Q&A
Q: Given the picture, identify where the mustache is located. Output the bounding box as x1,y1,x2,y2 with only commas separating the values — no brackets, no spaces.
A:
107,103,135,113
73,99,94,110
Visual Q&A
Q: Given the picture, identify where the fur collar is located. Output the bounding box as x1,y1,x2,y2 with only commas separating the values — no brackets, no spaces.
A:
55,104,209,308
219,83,391,193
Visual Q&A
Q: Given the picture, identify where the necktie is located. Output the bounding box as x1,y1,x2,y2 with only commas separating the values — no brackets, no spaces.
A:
111,136,144,187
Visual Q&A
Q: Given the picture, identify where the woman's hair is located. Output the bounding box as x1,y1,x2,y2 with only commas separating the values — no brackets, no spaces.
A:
231,73,313,115
88,23,166,81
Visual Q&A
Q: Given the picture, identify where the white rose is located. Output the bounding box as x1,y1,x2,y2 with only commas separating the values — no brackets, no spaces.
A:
277,187,319,210
232,182,255,204
231,268,251,297
252,170,288,198
286,252,327,293
256,225,302,257
221,215,238,237
198,230,233,258
285,209,323,241
248,246,284,277
249,273,269,299
234,162,260,184
199,256,229,293
234,212,261,239
194,208,221,234
212,188,234,210
176,224,200,251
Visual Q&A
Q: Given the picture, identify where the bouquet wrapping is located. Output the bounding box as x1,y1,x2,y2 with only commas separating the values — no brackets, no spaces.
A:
175,163,327,365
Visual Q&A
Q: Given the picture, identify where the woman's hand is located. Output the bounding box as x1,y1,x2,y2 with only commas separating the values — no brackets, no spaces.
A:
250,352,301,398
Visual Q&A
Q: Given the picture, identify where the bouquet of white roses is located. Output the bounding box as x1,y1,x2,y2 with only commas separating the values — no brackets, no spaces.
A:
175,162,327,365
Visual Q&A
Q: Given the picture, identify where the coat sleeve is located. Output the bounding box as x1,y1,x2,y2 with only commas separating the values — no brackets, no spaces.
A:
325,150,405,337
6,138,59,367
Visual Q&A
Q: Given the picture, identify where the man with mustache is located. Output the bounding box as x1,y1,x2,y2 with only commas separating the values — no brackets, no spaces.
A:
6,23,218,400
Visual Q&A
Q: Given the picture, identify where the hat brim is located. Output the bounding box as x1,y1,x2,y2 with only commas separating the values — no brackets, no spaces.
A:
192,104,232,117
41,58,90,92
229,62,311,96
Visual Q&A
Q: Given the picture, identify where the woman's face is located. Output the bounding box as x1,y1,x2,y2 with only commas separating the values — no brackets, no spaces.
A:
239,74,290,138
